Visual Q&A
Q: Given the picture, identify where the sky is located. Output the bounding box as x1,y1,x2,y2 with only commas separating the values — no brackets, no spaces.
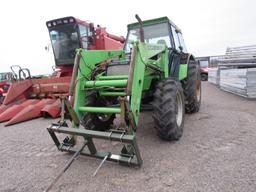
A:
0,0,256,75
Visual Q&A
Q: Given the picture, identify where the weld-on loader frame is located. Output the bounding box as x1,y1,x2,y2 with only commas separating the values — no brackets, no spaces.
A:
47,15,201,172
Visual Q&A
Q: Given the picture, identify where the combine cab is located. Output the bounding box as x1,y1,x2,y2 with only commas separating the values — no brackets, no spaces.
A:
47,16,125,77
0,16,125,126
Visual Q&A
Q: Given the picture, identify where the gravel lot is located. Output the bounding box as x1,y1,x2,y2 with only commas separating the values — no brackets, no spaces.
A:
0,82,256,192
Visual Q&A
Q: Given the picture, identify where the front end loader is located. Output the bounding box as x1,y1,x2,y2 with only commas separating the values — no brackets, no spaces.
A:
46,14,201,180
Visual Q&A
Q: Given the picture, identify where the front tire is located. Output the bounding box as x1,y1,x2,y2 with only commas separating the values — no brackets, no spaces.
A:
81,91,115,131
153,78,185,141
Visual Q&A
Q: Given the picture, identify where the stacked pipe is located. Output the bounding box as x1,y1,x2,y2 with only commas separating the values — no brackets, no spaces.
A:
220,68,256,98
218,45,256,67
208,68,220,85
216,45,256,98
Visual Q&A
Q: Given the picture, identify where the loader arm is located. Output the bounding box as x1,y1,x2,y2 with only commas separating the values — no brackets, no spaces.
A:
74,49,125,120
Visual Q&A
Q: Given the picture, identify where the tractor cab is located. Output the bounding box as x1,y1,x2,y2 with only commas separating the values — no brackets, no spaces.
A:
125,17,187,53
46,16,94,66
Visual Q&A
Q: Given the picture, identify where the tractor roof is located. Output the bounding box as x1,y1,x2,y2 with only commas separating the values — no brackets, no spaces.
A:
128,16,182,33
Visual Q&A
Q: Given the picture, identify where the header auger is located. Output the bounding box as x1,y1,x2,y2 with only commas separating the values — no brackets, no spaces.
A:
46,14,201,187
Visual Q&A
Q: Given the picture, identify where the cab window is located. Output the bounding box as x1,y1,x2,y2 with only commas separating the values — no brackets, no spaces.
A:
177,33,187,53
79,25,89,49
171,26,180,51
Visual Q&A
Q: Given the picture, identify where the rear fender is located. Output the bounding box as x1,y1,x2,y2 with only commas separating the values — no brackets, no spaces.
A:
179,53,195,80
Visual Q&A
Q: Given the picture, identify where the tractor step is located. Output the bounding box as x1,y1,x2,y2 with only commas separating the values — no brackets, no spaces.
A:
47,123,143,167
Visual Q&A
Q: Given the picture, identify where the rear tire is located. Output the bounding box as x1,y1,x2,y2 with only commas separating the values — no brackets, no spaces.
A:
153,78,185,141
81,91,115,131
182,60,201,113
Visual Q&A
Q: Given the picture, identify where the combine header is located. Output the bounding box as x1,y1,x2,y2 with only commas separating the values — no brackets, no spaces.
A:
45,15,201,189
0,16,125,126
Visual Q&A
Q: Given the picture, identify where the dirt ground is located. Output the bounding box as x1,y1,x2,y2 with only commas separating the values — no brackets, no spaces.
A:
0,82,256,192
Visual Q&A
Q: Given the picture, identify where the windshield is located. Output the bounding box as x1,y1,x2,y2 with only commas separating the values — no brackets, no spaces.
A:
200,60,209,68
49,23,80,65
125,23,171,52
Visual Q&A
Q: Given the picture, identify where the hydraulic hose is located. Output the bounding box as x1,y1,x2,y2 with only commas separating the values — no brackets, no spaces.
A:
69,49,81,97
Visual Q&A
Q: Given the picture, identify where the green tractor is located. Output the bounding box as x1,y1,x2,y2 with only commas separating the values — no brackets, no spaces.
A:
47,15,201,168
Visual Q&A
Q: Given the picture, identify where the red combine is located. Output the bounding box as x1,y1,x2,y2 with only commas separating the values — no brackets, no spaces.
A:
0,16,125,126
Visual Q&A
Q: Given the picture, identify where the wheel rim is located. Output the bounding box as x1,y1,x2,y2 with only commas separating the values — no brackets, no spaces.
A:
95,97,113,122
176,91,183,127
97,113,112,122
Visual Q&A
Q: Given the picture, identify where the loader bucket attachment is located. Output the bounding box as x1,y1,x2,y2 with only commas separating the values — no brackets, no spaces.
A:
47,124,143,167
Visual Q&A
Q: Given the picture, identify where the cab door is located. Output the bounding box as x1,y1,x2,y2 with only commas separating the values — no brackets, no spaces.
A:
169,25,186,79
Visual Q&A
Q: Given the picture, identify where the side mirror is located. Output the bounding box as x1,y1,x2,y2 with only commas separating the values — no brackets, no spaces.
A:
45,45,49,51
45,42,52,52
179,46,183,52
89,23,94,31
